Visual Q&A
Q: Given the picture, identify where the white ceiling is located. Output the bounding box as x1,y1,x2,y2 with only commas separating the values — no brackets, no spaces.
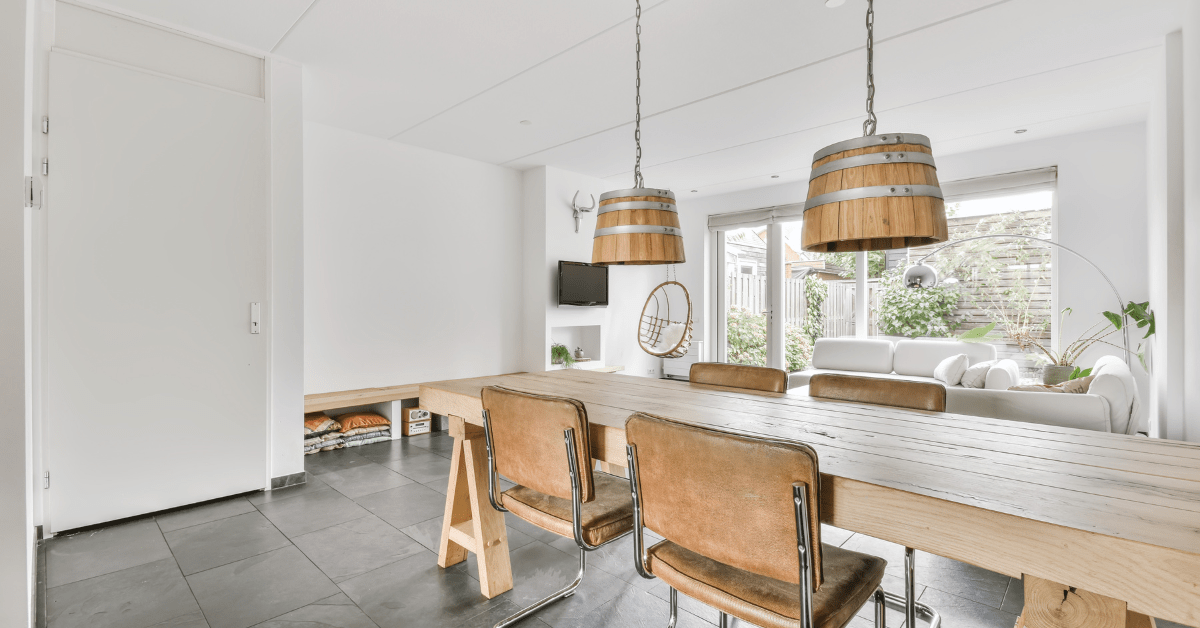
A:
99,0,1183,197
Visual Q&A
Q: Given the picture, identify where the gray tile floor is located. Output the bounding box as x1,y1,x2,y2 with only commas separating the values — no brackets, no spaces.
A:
44,431,1197,628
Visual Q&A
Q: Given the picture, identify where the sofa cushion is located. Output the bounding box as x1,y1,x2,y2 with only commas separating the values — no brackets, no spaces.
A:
810,338,894,374
933,354,969,386
893,340,998,377
960,360,996,388
984,359,1020,390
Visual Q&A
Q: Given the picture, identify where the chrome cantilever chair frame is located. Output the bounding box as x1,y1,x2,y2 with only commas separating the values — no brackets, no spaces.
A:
481,410,631,628
627,444,888,628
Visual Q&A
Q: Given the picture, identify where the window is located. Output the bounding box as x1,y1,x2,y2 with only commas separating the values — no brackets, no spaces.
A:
708,204,817,373
898,168,1057,378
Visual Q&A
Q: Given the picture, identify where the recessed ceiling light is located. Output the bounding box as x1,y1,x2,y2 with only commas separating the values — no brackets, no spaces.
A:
1014,129,1027,134
825,0,846,7
771,175,780,179
519,120,532,126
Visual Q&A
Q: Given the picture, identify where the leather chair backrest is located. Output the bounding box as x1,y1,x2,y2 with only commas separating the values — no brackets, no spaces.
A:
808,373,946,413
626,412,822,589
689,362,788,393
481,386,595,502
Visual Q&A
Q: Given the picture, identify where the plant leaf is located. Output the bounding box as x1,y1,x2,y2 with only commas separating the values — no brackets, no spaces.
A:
957,322,997,343
1102,310,1122,329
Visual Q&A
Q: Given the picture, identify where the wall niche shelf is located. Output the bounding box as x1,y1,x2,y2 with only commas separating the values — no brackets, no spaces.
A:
550,324,603,370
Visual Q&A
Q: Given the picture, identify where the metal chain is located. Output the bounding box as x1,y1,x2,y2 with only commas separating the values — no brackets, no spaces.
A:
633,0,644,188
862,0,877,137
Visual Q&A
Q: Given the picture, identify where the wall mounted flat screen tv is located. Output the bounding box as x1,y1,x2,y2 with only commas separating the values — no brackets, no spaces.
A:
558,261,608,307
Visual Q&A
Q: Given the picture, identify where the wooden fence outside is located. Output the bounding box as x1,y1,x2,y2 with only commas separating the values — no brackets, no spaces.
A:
725,274,812,328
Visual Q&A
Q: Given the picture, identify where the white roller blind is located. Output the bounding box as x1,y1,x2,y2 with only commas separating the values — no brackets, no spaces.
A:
707,202,805,231
940,166,1057,202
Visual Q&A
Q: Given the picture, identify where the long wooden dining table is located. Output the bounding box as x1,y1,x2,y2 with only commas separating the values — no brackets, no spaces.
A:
420,369,1200,628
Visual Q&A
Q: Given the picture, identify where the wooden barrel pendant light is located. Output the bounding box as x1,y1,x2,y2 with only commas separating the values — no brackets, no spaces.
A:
592,0,685,266
801,0,947,253
593,188,684,265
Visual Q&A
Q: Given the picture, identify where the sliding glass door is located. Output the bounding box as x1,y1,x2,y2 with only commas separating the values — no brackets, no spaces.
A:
722,226,772,366
711,214,820,374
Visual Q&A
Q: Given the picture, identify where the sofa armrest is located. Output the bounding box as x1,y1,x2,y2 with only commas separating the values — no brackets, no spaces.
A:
945,388,1112,432
788,371,815,389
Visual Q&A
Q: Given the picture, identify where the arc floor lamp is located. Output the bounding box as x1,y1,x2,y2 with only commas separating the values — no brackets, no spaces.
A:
902,234,1132,367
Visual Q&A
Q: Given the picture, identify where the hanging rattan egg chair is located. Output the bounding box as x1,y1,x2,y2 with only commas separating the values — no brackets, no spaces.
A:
638,280,693,359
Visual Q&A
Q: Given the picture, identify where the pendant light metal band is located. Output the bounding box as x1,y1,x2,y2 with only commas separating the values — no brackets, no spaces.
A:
804,185,944,211
633,0,644,188
597,201,679,215
808,151,936,180
595,225,682,237
863,0,877,137
811,133,931,163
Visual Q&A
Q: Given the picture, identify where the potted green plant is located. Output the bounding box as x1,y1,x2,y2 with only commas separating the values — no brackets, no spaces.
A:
1008,303,1154,385
550,343,575,368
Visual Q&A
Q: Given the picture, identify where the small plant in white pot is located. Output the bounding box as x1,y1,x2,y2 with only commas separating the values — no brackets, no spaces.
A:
550,343,575,368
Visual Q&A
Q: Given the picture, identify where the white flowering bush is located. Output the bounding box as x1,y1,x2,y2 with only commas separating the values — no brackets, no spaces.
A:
876,269,960,337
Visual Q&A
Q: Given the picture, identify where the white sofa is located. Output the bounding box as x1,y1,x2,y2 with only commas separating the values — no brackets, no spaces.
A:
790,337,1144,434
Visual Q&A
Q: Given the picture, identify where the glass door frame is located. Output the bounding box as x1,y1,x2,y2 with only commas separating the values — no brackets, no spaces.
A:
710,223,785,370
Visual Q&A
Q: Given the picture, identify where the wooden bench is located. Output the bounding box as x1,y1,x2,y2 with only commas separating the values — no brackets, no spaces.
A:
306,384,426,438
304,384,423,414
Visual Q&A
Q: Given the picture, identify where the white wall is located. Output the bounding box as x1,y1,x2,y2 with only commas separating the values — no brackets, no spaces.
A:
682,124,1151,400
1182,0,1200,443
1147,34,1185,440
1,0,33,623
304,121,524,393
521,166,668,378
269,59,305,479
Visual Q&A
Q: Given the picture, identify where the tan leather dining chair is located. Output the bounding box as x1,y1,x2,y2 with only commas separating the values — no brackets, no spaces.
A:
806,373,944,628
480,386,634,628
690,362,789,393
625,412,888,628
808,373,946,412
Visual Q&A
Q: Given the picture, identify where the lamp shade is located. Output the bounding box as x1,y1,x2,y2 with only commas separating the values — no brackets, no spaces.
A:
902,262,939,289
591,187,685,265
801,134,948,252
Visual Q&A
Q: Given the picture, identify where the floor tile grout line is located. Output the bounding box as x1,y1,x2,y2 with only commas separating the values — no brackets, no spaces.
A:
160,521,212,628
156,500,259,536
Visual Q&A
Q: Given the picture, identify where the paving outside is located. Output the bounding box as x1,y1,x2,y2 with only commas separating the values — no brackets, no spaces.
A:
43,431,1196,628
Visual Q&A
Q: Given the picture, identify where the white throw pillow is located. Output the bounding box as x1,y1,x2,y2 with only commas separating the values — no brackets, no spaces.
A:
984,359,1021,390
655,323,687,351
933,354,970,386
960,359,996,388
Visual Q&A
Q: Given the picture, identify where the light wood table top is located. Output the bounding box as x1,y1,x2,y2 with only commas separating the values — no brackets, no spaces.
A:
420,369,1200,626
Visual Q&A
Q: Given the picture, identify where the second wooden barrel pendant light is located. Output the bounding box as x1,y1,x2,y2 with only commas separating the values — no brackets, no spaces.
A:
801,0,948,253
592,0,685,266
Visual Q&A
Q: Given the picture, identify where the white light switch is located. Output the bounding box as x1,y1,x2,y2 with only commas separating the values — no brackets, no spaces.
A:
250,302,261,334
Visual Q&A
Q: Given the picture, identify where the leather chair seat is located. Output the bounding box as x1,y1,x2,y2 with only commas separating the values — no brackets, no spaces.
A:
648,540,886,628
501,472,634,546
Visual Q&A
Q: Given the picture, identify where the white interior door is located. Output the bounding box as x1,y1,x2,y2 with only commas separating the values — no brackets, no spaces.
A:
46,51,269,531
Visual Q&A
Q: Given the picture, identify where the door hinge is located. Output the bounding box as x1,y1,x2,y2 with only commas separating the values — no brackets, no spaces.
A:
42,116,49,134
42,471,49,489
41,158,48,176
24,176,40,209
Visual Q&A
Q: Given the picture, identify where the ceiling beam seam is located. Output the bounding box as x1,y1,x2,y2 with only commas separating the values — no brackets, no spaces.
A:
271,0,322,53
597,43,1157,181
500,0,1016,167
387,0,677,141
637,102,1150,193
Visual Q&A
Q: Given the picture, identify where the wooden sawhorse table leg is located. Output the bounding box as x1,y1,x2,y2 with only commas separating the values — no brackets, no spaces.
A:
1015,575,1156,628
437,415,512,599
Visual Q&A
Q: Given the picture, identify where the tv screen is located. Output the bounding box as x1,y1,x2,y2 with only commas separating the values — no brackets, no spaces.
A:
559,261,608,307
